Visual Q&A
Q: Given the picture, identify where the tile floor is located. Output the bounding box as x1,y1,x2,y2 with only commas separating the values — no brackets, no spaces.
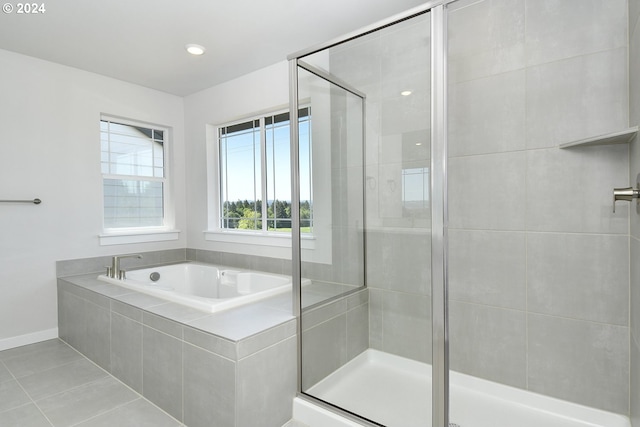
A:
0,339,182,427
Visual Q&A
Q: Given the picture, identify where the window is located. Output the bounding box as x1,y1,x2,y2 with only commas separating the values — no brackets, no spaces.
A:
100,117,167,230
218,108,312,233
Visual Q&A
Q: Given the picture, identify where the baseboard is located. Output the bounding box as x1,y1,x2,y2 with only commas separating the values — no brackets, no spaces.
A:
0,328,59,352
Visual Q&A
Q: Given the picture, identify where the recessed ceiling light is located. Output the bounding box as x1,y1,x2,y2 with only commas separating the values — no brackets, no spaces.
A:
185,44,206,55
401,90,412,96
415,142,422,146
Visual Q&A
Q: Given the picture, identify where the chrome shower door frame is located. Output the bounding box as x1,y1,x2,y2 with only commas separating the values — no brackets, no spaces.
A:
289,2,453,425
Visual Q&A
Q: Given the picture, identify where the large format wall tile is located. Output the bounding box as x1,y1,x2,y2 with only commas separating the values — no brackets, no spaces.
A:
448,229,526,310
237,336,296,427
379,290,431,363
634,238,640,348
447,0,525,83
525,48,628,149
632,338,640,426
450,302,527,388
110,312,143,393
301,314,347,390
449,151,526,231
183,343,235,427
525,0,626,67
449,70,525,157
366,229,430,295
142,326,183,421
526,145,629,234
528,314,629,414
527,233,629,325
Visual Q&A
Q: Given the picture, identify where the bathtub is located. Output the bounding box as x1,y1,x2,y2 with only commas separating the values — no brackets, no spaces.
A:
97,262,292,312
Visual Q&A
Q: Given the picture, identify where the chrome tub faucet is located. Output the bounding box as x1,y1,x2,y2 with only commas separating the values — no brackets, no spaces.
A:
109,254,143,279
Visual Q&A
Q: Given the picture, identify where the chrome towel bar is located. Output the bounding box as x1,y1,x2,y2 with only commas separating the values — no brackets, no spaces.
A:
0,198,41,204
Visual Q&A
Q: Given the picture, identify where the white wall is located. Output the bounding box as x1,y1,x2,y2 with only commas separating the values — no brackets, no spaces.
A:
0,49,186,349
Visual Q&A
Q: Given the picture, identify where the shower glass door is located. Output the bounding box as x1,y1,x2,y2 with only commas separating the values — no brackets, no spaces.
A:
292,8,433,426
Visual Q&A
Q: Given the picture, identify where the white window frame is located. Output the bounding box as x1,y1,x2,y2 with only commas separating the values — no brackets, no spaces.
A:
204,108,315,255
99,114,179,246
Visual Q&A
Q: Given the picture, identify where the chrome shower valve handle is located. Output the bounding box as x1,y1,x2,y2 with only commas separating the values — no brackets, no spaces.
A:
613,174,640,213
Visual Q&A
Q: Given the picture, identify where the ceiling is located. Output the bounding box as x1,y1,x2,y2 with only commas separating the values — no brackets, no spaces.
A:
0,0,426,96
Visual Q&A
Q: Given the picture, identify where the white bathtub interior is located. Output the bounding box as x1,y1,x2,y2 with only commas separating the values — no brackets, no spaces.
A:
98,262,293,313
297,349,630,427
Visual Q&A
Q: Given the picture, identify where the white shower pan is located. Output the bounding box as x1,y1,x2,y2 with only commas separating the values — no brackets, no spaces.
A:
295,349,630,427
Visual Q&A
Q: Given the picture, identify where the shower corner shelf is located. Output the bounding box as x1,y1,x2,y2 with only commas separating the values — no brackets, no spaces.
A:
559,126,638,149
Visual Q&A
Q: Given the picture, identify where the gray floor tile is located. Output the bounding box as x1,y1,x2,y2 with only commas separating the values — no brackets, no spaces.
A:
0,339,66,361
18,359,108,401
3,341,83,378
36,377,139,427
74,398,181,427
0,403,53,427
0,379,32,412
0,361,13,383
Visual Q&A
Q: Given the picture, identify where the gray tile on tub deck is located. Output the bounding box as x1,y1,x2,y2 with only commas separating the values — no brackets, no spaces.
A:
183,343,236,427
142,326,183,422
17,358,108,401
527,232,629,325
0,403,52,427
142,312,183,339
527,313,629,414
237,319,297,359
111,300,142,322
2,339,83,378
75,398,181,427
0,379,31,412
183,326,236,361
36,376,139,427
237,336,296,427
111,312,143,393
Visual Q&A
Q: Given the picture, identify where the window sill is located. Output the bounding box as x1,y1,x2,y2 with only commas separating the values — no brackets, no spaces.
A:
99,229,180,246
204,230,315,250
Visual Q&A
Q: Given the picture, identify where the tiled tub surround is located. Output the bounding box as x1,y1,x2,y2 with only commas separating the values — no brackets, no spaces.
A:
57,273,297,427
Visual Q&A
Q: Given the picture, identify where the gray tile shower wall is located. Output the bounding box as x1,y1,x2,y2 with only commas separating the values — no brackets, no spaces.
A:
355,0,632,416
444,0,631,415
629,0,640,424
57,278,296,427
300,289,369,390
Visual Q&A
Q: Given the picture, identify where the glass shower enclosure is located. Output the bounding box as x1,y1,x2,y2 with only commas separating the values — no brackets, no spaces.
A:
290,4,438,425
289,0,631,426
